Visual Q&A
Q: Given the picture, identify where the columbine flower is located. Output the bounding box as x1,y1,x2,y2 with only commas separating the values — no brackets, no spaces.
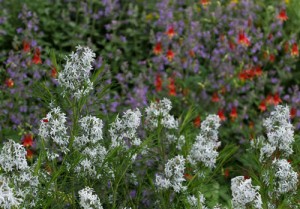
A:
155,74,162,92
277,9,288,21
188,115,221,168
165,26,176,39
166,49,175,61
0,139,28,172
51,67,58,78
230,107,238,121
155,155,186,193
22,40,30,52
32,48,42,64
231,176,262,209
260,105,294,161
193,116,201,128
237,31,251,47
168,77,176,96
272,159,298,196
200,0,211,7
57,46,95,99
153,42,162,55
258,100,267,112
218,109,226,121
109,109,142,148
290,107,297,119
211,92,220,102
291,43,299,57
78,187,103,209
5,78,14,88
145,98,178,130
22,133,33,148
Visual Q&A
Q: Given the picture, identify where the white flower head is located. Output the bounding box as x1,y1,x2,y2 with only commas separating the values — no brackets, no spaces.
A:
272,159,298,196
145,98,178,130
78,187,103,209
0,140,28,172
58,46,95,99
155,155,186,193
188,114,221,168
38,106,69,158
260,105,294,161
231,176,262,209
109,108,142,148
0,175,22,209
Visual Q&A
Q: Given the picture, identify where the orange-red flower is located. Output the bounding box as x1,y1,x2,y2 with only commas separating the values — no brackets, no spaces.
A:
168,77,176,96
211,92,220,102
26,149,34,160
42,118,49,123
51,67,58,78
5,78,14,88
277,9,288,21
22,133,34,148
166,49,175,61
273,93,282,105
193,115,201,128
259,100,267,112
189,50,195,58
254,66,262,76
218,109,226,121
269,54,275,62
153,42,162,55
238,31,250,47
155,74,162,92
23,40,30,52
165,26,176,39
291,43,299,57
200,0,211,6
32,48,42,64
290,107,297,119
229,40,236,50
230,107,238,121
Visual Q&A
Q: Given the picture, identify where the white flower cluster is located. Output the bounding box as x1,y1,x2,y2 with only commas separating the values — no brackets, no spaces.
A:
75,115,103,147
155,155,186,193
58,45,95,99
231,176,262,209
109,108,142,148
260,105,294,161
272,159,298,196
74,115,107,179
0,139,28,172
38,106,69,159
0,176,22,209
188,115,221,168
187,193,208,209
0,140,39,208
78,187,103,209
145,98,178,130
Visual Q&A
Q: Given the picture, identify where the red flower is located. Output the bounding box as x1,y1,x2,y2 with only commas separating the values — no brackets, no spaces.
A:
184,173,193,181
211,92,220,102
254,66,262,76
230,107,238,121
259,100,267,112
193,116,201,128
200,0,211,6
273,93,282,105
291,43,299,57
228,40,236,50
218,109,226,121
26,149,34,160
238,31,251,47
51,67,58,78
265,94,274,105
165,26,176,39
244,175,250,180
42,118,49,123
155,74,163,92
5,78,14,88
22,133,34,148
269,54,275,62
153,42,162,55
32,48,42,64
224,168,230,178
23,40,30,52
168,77,176,96
290,107,297,119
189,50,195,58
166,49,175,61
277,9,288,21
